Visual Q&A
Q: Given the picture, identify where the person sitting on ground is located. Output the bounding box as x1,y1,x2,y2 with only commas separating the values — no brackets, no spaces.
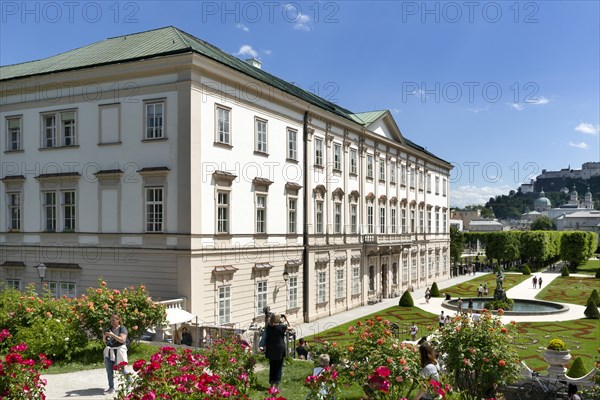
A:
311,354,333,398
180,327,193,346
296,338,310,359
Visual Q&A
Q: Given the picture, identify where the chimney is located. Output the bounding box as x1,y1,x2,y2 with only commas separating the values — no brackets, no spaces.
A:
245,58,262,69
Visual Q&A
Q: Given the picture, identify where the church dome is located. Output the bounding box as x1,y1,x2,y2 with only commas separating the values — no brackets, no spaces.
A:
534,190,551,211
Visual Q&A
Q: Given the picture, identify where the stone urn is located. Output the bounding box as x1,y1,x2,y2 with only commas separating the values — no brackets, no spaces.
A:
543,349,572,376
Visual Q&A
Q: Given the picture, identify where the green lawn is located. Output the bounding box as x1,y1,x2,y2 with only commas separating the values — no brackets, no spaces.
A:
578,259,600,275
439,273,529,298
536,276,600,306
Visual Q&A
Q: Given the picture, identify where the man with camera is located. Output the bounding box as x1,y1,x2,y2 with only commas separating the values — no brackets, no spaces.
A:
260,311,292,391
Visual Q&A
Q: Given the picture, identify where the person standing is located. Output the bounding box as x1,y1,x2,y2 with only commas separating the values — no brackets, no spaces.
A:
532,276,537,289
262,313,291,390
103,313,131,395
414,343,440,400
457,298,463,314
438,311,445,328
468,298,474,314
538,277,543,289
425,287,431,304
477,284,483,298
410,322,419,341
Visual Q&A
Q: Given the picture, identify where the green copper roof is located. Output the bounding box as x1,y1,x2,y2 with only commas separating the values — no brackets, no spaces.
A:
351,110,388,125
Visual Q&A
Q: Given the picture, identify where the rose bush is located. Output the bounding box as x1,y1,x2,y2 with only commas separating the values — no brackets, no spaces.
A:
203,337,257,394
304,366,339,399
76,280,166,342
0,329,53,400
433,312,520,400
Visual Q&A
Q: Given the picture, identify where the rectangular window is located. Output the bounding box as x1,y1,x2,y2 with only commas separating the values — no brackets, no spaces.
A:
402,259,408,283
315,138,323,166
145,102,164,139
427,174,432,192
216,106,231,144
428,257,433,276
350,204,357,234
392,262,398,285
336,269,345,299
43,192,57,232
47,282,76,298
419,210,424,234
317,272,327,303
287,128,297,160
315,200,324,234
217,191,229,234
218,286,231,324
400,164,407,185
43,115,57,148
390,162,396,184
391,208,396,234
7,192,21,230
420,256,426,278
436,211,440,233
334,203,342,234
419,171,424,191
350,148,358,174
62,191,76,231
401,208,407,234
352,265,360,295
257,281,268,315
379,207,386,234
256,195,266,233
435,176,440,195
333,143,342,171
369,265,375,291
439,255,443,274
367,204,374,234
288,276,298,309
428,210,432,233
443,178,447,196
6,279,21,290
145,187,164,232
6,117,22,151
410,168,415,188
412,258,417,280
410,209,415,233
255,118,267,153
61,112,76,146
367,155,374,178
379,158,385,181
288,198,297,234
443,212,447,233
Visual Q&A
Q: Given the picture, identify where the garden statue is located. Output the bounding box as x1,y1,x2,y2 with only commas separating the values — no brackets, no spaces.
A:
496,266,505,290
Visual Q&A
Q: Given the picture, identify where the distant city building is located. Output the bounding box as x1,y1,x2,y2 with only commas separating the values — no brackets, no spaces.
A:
520,180,535,194
468,219,505,232
449,219,463,231
450,210,480,230
538,162,600,180
555,210,600,234
533,189,552,212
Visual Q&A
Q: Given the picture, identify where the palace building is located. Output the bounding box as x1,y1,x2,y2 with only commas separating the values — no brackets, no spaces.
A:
1,27,452,326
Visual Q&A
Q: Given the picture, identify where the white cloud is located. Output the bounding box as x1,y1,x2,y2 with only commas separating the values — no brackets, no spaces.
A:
575,122,600,135
568,141,588,149
236,45,258,59
510,103,525,111
525,96,550,105
284,3,312,31
262,49,272,55
450,185,514,208
236,23,249,32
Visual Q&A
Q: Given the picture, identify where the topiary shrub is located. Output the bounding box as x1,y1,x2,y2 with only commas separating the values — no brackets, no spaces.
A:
589,289,600,306
567,357,588,378
430,282,440,297
584,301,600,319
522,265,531,275
561,266,570,277
398,290,414,307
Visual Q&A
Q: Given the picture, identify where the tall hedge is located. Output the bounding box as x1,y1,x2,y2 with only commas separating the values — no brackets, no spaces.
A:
399,290,414,307
561,266,570,277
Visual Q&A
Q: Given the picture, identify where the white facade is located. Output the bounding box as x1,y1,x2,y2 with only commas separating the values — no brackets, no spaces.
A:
1,27,452,326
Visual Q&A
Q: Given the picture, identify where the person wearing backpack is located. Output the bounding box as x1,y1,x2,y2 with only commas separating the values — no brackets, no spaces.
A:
103,313,132,394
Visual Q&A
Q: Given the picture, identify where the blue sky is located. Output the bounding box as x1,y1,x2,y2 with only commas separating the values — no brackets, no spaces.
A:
1,1,598,208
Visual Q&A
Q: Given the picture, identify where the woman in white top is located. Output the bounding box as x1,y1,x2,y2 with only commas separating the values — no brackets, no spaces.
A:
414,343,439,400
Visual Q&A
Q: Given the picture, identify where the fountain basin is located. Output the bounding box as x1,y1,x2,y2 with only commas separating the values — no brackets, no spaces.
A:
443,298,569,316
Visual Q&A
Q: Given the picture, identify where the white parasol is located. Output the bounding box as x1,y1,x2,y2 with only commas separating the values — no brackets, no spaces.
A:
165,308,195,325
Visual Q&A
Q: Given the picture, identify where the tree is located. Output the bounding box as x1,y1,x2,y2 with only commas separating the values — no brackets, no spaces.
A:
485,232,520,268
520,231,560,269
450,225,466,267
399,290,414,307
560,232,598,269
530,216,555,231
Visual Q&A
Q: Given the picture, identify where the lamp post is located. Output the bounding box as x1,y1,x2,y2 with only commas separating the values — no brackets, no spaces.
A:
37,263,47,283
283,271,289,285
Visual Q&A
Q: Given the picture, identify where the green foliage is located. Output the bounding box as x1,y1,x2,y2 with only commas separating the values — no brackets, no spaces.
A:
522,265,531,275
584,302,600,319
485,232,521,266
203,337,257,390
433,312,521,400
450,225,466,266
77,280,166,342
547,339,567,351
519,231,561,269
430,282,440,297
530,216,555,231
560,231,598,269
562,266,570,277
398,290,414,307
596,268,600,278
590,289,600,306
484,299,514,311
567,357,588,378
